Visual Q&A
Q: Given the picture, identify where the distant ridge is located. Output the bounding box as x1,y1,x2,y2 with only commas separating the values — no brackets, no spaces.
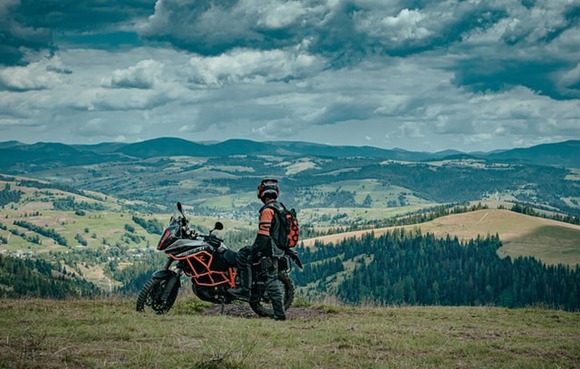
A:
0,141,116,169
486,140,580,167
212,139,276,156
0,138,578,168
114,137,209,158
271,141,432,161
0,140,24,149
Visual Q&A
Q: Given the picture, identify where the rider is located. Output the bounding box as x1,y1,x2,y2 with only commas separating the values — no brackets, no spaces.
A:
228,178,287,320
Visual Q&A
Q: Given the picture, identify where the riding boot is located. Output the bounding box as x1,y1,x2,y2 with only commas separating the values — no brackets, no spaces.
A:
229,264,252,300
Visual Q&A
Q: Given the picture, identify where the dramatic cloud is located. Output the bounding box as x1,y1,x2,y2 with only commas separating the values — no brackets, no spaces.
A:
0,0,578,152
139,0,312,54
0,0,156,66
0,0,53,66
184,47,325,86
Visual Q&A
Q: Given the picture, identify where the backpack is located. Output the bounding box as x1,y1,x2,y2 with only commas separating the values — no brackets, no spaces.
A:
262,201,300,250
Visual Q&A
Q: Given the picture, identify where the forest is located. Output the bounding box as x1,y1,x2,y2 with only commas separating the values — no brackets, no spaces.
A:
0,184,23,207
1,222,579,312
0,255,99,299
293,229,580,311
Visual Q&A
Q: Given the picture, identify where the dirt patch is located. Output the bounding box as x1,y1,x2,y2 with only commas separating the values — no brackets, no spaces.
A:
202,303,328,321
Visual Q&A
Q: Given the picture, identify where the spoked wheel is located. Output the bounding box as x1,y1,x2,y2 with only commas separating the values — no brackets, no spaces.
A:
136,277,179,314
249,273,294,318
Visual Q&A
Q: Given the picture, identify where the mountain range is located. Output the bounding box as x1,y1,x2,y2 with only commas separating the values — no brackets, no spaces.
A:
1,138,579,170
1,138,579,220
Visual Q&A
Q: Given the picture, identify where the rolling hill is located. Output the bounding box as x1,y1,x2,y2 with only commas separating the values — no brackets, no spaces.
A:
301,209,580,266
487,139,580,167
1,138,578,223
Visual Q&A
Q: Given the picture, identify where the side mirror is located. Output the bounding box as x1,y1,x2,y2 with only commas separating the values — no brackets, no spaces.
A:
214,222,224,231
177,202,185,217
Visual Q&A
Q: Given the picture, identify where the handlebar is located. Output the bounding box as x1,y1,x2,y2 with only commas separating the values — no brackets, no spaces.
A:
204,234,223,248
175,202,224,249
179,222,223,248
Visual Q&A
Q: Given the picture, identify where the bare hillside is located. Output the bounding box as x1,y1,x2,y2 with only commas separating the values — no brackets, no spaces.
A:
301,209,580,266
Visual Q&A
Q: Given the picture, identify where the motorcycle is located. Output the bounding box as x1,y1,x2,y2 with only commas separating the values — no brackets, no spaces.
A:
136,202,302,318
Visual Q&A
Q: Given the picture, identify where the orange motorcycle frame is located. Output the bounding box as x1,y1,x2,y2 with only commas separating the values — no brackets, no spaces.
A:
169,250,236,288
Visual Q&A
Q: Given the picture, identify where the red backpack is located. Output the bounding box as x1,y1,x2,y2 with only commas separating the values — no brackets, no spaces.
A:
262,201,300,250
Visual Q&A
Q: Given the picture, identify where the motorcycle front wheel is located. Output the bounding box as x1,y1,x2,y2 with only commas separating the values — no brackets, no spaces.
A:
249,273,294,318
135,277,179,314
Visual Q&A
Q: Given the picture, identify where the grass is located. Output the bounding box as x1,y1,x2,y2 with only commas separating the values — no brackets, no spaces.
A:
302,209,580,266
1,298,579,369
498,225,580,266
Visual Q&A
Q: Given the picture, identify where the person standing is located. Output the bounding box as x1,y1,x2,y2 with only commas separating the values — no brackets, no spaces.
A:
228,178,287,320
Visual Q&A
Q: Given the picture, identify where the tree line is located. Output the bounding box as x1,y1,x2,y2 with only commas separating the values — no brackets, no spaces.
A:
13,220,68,246
505,203,580,225
52,196,107,211
0,184,23,206
294,229,580,311
308,203,489,238
131,215,164,235
0,254,99,299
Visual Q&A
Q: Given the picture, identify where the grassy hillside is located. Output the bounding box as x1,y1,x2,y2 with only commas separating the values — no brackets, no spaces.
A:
0,175,259,293
0,175,254,252
0,175,163,253
1,298,578,369
301,209,580,266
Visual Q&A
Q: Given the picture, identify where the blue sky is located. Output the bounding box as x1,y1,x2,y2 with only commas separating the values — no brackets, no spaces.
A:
0,0,579,152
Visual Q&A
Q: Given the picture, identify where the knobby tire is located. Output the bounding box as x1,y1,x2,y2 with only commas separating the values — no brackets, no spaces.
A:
135,278,179,314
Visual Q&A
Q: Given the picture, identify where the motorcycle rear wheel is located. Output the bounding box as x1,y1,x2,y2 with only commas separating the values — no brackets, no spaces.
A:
249,273,294,318
135,278,179,314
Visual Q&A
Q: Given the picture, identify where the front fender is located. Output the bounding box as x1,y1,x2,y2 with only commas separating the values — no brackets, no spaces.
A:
152,269,177,280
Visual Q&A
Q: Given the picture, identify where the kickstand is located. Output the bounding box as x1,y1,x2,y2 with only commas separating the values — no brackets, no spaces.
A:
220,302,225,315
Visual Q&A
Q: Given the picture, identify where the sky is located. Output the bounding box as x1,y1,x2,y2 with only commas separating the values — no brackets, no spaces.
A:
0,0,579,153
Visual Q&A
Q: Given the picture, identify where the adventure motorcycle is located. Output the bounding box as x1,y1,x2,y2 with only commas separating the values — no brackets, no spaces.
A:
135,202,302,318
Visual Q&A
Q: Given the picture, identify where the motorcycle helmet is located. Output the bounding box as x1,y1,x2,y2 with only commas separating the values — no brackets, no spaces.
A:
257,178,279,200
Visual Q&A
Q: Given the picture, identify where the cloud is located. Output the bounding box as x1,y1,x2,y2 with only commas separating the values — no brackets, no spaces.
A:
0,0,53,66
448,1,580,100
184,46,325,86
88,89,172,111
0,0,156,66
557,62,580,96
139,0,313,55
307,100,375,126
0,57,68,91
107,59,165,89
355,8,431,43
139,0,580,102
74,116,149,139
0,0,578,151
139,1,512,58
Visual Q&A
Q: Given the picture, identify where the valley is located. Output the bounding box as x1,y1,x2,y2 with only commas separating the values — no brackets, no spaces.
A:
0,138,579,310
